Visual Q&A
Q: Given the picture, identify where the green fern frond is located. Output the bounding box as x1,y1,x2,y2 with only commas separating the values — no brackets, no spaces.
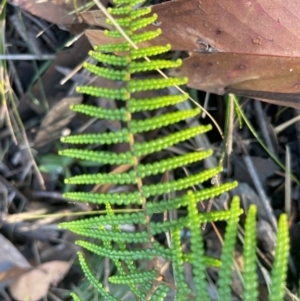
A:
243,205,258,301
186,191,210,301
109,270,157,284
128,94,188,112
58,1,247,299
150,285,170,301
65,228,149,243
77,240,171,261
70,104,128,121
268,214,289,301
61,129,129,145
137,150,213,177
77,252,119,301
59,149,133,165
218,197,241,301
133,125,212,157
64,170,137,185
142,166,223,197
83,62,129,81
76,86,128,100
63,191,142,205
70,292,82,301
128,77,188,93
171,229,191,300
131,45,171,59
146,182,238,214
88,51,129,66
130,59,182,73
95,42,131,52
59,211,145,229
130,108,200,133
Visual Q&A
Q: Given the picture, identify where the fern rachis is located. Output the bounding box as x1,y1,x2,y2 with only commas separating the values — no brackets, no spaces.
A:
58,1,290,300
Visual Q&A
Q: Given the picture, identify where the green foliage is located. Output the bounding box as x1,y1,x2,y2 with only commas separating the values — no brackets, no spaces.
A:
243,205,258,301
59,1,290,300
269,214,289,301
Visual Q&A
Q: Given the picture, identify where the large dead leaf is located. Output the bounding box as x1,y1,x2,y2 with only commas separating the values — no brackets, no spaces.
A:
0,234,31,288
82,1,300,107
10,0,84,27
9,260,72,301
170,53,300,108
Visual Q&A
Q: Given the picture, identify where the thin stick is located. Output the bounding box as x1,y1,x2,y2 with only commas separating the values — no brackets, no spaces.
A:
285,145,291,218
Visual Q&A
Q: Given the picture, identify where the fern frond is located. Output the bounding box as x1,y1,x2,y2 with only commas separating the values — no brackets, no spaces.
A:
128,94,188,112
64,170,137,185
243,205,258,301
138,150,212,177
128,77,188,93
171,229,191,300
186,191,210,301
132,30,163,43
77,240,171,261
66,228,149,243
83,63,129,81
61,129,129,145
181,253,221,268
133,125,212,157
109,270,157,284
151,285,170,301
114,0,145,5
268,214,289,301
70,292,82,301
143,166,223,197
63,191,142,205
149,208,240,235
95,42,130,52
131,45,171,59
88,51,129,66
59,211,145,229
130,59,182,73
131,14,158,31
77,252,119,301
59,149,133,165
218,197,241,301
146,182,238,214
58,1,243,299
130,108,200,133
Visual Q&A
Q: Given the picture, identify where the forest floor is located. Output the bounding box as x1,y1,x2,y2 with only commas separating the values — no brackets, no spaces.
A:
1,1,300,301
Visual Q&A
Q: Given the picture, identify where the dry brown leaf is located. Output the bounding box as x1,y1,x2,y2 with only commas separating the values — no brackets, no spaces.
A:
34,95,82,148
0,234,31,288
10,0,84,26
9,260,72,301
170,52,300,108
82,0,300,107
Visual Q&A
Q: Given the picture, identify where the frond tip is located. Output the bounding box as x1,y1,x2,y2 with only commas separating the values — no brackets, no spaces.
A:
218,197,241,301
268,214,289,301
243,205,258,301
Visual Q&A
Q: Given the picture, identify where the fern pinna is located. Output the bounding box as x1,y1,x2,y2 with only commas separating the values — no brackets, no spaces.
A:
58,1,290,300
